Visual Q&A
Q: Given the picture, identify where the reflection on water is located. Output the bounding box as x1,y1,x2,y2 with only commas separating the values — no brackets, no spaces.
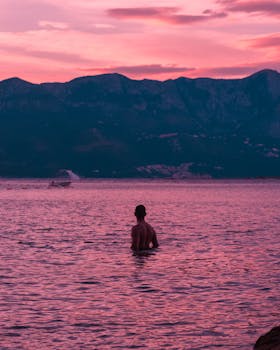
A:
0,179,279,349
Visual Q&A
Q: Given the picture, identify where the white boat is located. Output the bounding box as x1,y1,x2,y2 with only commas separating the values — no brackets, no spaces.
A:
48,169,80,188
48,180,71,188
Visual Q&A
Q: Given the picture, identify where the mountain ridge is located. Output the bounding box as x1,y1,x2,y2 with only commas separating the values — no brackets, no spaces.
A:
0,69,279,178
1,69,279,85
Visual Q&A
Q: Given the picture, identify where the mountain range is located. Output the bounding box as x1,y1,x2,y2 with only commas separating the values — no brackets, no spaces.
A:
0,69,279,178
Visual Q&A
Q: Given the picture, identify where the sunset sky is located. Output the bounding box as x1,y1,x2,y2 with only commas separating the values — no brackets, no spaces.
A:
0,0,279,82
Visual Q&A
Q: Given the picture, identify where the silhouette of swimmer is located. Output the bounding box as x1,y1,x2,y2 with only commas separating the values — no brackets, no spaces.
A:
131,205,159,251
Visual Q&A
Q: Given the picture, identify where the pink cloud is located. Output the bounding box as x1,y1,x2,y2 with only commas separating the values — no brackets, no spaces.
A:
107,7,178,18
0,0,64,32
194,61,280,78
218,0,280,17
0,0,119,34
0,44,92,64
248,34,280,48
80,64,194,77
108,7,227,25
165,12,227,24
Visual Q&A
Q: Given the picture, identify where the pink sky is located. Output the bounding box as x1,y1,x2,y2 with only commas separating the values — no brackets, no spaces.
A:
0,0,279,82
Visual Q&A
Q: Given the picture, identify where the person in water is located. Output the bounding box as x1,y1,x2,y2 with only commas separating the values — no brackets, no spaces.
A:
131,205,159,251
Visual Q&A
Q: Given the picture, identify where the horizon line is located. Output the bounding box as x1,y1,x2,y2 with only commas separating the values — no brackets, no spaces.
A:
0,68,279,85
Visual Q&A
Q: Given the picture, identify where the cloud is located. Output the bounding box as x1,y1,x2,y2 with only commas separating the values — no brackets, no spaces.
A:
217,0,280,17
248,33,280,48
108,7,178,19
108,7,227,25
0,44,92,64
80,64,195,76
0,0,109,34
200,65,260,76
195,61,280,77
0,0,65,32
38,21,70,30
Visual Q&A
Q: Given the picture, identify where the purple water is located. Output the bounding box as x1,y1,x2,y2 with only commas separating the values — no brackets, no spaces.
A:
0,179,279,349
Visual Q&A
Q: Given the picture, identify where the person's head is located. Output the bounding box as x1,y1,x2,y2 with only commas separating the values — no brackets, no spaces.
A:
134,204,146,220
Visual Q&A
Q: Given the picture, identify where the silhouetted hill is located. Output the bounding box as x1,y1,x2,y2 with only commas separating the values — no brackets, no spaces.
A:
0,70,279,178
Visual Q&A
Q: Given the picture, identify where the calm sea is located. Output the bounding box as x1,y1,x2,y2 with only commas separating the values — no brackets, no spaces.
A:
0,179,279,350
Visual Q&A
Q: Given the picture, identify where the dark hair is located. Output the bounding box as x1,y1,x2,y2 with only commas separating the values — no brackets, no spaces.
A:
135,205,146,219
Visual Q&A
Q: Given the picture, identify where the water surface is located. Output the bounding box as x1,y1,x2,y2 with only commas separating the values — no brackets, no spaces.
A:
0,179,279,349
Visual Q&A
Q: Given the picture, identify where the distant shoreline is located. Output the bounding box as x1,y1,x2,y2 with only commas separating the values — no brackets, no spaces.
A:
1,176,280,181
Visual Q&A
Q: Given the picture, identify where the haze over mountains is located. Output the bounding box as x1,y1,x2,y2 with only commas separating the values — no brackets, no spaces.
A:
0,69,279,178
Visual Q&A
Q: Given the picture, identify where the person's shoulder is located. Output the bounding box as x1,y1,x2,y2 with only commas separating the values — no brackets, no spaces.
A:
145,222,156,231
132,224,140,232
